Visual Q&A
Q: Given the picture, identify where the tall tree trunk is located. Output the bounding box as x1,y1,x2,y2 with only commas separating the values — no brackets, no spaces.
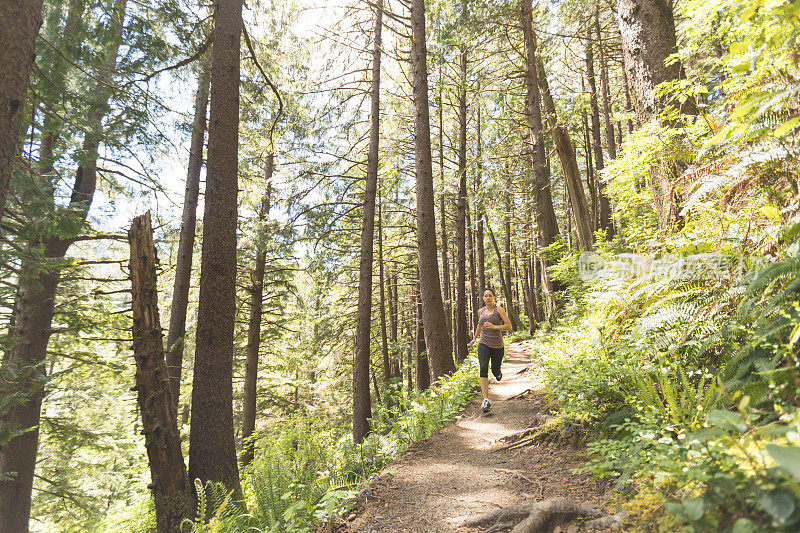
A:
241,159,273,467
388,270,398,355
582,108,597,225
37,0,83,176
0,0,44,221
188,0,244,500
616,0,697,227
595,11,618,161
353,2,382,444
454,46,469,365
166,56,210,411
0,0,128,528
485,218,522,330
537,58,594,251
521,0,561,313
503,184,514,312
467,203,479,331
411,0,454,379
585,28,614,240
530,245,544,326
438,68,452,340
621,67,635,134
378,199,391,381
415,278,430,390
440,194,452,332
405,295,413,390
476,106,486,293
521,250,534,330
129,212,192,532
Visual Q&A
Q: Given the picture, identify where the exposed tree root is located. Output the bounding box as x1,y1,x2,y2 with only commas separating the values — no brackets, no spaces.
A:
495,417,591,451
507,388,533,400
582,510,627,530
494,427,559,451
483,520,515,533
510,498,600,532
464,498,601,533
462,505,533,528
499,415,552,443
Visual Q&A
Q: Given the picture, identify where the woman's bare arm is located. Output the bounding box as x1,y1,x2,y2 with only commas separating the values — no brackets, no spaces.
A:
491,306,513,331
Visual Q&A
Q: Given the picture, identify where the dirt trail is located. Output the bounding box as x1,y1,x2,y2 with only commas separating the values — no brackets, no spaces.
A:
336,340,609,532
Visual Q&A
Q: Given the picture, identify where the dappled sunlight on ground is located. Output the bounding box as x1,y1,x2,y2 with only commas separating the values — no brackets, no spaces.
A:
336,340,607,532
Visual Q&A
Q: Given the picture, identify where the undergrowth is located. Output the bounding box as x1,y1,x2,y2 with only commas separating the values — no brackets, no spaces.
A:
103,356,479,532
531,236,800,532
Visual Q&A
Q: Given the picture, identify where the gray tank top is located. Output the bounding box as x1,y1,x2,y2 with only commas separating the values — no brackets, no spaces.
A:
478,306,504,349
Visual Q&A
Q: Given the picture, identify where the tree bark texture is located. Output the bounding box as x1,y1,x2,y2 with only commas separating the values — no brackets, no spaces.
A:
353,3,382,444
616,0,688,123
129,212,192,532
537,59,594,251
411,0,454,379
166,56,210,412
415,279,430,391
0,0,44,222
0,0,127,528
241,159,273,467
616,0,696,227
188,0,244,500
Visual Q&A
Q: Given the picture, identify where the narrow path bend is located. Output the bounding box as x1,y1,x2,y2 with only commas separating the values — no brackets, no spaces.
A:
337,340,608,532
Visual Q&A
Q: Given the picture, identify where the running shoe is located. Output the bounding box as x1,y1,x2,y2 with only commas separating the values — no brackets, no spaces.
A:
482,398,491,413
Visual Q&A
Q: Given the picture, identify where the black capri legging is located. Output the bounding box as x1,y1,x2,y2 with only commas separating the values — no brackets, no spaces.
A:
478,343,504,379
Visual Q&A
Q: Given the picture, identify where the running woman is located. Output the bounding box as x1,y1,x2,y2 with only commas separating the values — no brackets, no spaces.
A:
470,288,512,412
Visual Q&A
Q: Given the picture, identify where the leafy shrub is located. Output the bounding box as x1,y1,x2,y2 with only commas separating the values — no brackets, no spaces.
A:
177,358,479,533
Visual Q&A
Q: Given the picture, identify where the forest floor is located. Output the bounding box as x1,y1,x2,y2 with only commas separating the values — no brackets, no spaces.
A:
332,340,617,533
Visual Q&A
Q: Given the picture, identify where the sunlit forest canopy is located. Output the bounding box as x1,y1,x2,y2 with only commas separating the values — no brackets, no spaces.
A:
0,0,799,530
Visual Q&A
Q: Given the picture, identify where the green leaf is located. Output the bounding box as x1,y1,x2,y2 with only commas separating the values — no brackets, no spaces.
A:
774,117,800,137
683,497,705,521
686,427,725,443
733,518,759,533
664,501,688,521
729,41,749,55
758,205,781,220
760,490,796,525
708,410,747,432
766,445,800,479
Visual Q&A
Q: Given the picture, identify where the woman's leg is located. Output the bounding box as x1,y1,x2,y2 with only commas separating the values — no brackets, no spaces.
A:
477,343,490,399
490,347,504,381
480,377,489,398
